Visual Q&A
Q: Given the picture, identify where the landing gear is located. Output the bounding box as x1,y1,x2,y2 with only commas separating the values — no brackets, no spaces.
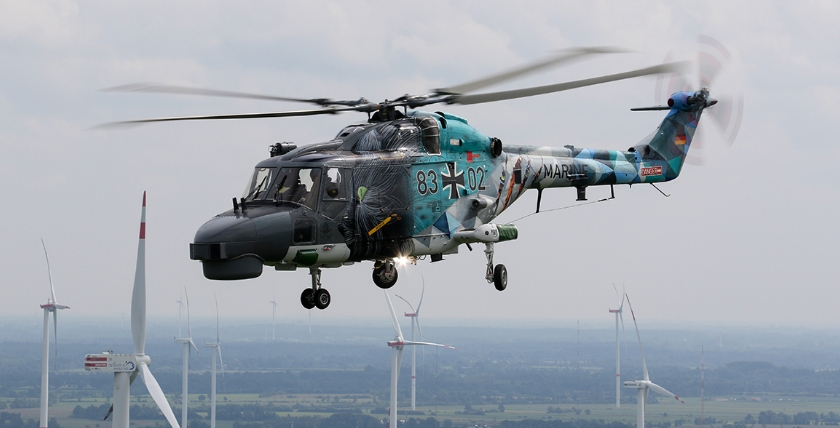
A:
484,243,507,291
372,259,398,289
300,267,330,310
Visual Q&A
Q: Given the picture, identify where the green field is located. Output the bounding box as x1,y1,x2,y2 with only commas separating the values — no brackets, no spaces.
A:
4,392,840,428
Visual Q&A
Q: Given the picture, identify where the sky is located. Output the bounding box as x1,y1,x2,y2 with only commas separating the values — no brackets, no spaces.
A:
1,1,838,333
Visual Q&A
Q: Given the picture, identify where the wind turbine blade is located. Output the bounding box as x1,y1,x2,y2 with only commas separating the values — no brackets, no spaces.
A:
384,292,404,340
104,404,113,420
53,310,59,361
186,287,193,339
41,239,57,303
394,294,416,314
138,363,181,428
131,192,147,356
415,317,424,341
189,339,199,354
648,382,684,403
218,346,224,375
403,340,455,349
625,293,648,381
396,346,404,379
215,296,220,344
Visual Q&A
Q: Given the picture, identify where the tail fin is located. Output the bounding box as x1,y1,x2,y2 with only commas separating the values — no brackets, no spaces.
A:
632,90,712,181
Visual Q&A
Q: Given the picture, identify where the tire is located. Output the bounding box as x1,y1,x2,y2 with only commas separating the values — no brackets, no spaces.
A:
493,264,507,291
300,288,315,309
373,264,398,289
314,289,331,310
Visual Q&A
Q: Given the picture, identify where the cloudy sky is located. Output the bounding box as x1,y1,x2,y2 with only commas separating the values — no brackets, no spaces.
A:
1,1,838,331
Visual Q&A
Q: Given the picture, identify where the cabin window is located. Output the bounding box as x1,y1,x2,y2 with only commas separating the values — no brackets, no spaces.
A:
242,167,276,201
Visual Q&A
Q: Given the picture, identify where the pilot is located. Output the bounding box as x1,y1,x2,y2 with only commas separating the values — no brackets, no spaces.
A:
299,169,321,208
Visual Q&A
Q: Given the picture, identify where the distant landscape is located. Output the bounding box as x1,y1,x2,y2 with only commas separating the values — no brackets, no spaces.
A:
2,318,840,428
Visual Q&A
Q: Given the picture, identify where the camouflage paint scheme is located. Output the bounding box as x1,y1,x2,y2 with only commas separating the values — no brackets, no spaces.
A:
190,90,704,279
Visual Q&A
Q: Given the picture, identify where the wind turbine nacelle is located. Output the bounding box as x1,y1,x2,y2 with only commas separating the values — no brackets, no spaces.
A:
84,353,137,372
623,380,645,389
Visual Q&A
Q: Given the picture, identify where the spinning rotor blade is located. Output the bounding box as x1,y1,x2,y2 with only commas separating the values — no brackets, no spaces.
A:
452,61,690,105
98,105,367,128
138,363,181,428
436,46,627,95
104,83,340,106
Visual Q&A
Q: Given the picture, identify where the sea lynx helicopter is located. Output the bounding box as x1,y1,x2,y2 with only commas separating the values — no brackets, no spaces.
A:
108,48,715,310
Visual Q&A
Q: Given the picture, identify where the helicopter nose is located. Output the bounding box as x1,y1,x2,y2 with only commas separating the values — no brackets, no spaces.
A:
190,210,293,280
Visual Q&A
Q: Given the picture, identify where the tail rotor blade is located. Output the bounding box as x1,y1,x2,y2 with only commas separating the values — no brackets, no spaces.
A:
384,292,404,340
625,293,648,381
138,363,181,428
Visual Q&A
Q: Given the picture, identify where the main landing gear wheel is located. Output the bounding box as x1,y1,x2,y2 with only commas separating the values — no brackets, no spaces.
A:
493,264,507,291
300,267,330,310
300,288,315,309
314,289,331,310
373,260,398,289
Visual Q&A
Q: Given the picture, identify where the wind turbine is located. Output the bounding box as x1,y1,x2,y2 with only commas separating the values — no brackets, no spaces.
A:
83,192,180,428
270,297,278,340
384,291,453,428
204,297,223,428
623,293,683,428
39,239,69,428
174,288,199,428
608,284,625,408
395,281,425,411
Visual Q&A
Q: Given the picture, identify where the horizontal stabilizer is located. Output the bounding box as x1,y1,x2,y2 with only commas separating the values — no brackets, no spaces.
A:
630,105,671,111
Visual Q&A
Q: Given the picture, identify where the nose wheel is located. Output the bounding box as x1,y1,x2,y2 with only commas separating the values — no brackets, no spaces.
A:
301,268,331,310
372,259,398,289
485,243,507,291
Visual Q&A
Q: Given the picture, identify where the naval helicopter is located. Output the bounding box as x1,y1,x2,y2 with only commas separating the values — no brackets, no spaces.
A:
107,48,716,310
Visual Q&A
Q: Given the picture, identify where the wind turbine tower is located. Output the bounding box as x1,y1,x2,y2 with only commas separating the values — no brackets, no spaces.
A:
608,286,625,408
174,288,199,428
83,192,180,428
623,293,683,428
395,282,425,410
384,292,453,428
205,298,224,428
39,240,69,428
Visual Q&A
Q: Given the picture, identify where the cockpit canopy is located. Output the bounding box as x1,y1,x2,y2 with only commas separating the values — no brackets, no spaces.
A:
242,166,349,213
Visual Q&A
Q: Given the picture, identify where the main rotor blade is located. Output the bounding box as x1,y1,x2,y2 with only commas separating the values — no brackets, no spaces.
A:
138,363,181,428
104,83,337,106
41,239,57,303
625,293,649,382
384,291,404,341
452,61,691,105
131,192,147,356
436,47,627,95
97,105,364,128
648,381,684,403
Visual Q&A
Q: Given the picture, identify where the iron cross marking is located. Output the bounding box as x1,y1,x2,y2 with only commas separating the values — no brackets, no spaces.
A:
441,162,465,199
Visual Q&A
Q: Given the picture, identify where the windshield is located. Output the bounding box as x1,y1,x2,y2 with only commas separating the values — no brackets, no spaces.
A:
242,167,276,201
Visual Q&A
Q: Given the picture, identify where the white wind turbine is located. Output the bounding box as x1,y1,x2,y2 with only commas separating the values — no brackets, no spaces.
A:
608,284,625,408
395,281,425,411
204,298,224,428
174,288,199,428
84,192,180,428
384,291,453,428
623,293,683,428
39,239,69,428
270,297,278,340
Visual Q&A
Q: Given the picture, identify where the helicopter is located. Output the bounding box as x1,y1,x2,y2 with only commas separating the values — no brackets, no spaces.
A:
108,47,716,311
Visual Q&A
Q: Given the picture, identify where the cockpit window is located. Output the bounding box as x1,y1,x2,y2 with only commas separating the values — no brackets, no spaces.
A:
242,167,276,201
267,167,321,210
